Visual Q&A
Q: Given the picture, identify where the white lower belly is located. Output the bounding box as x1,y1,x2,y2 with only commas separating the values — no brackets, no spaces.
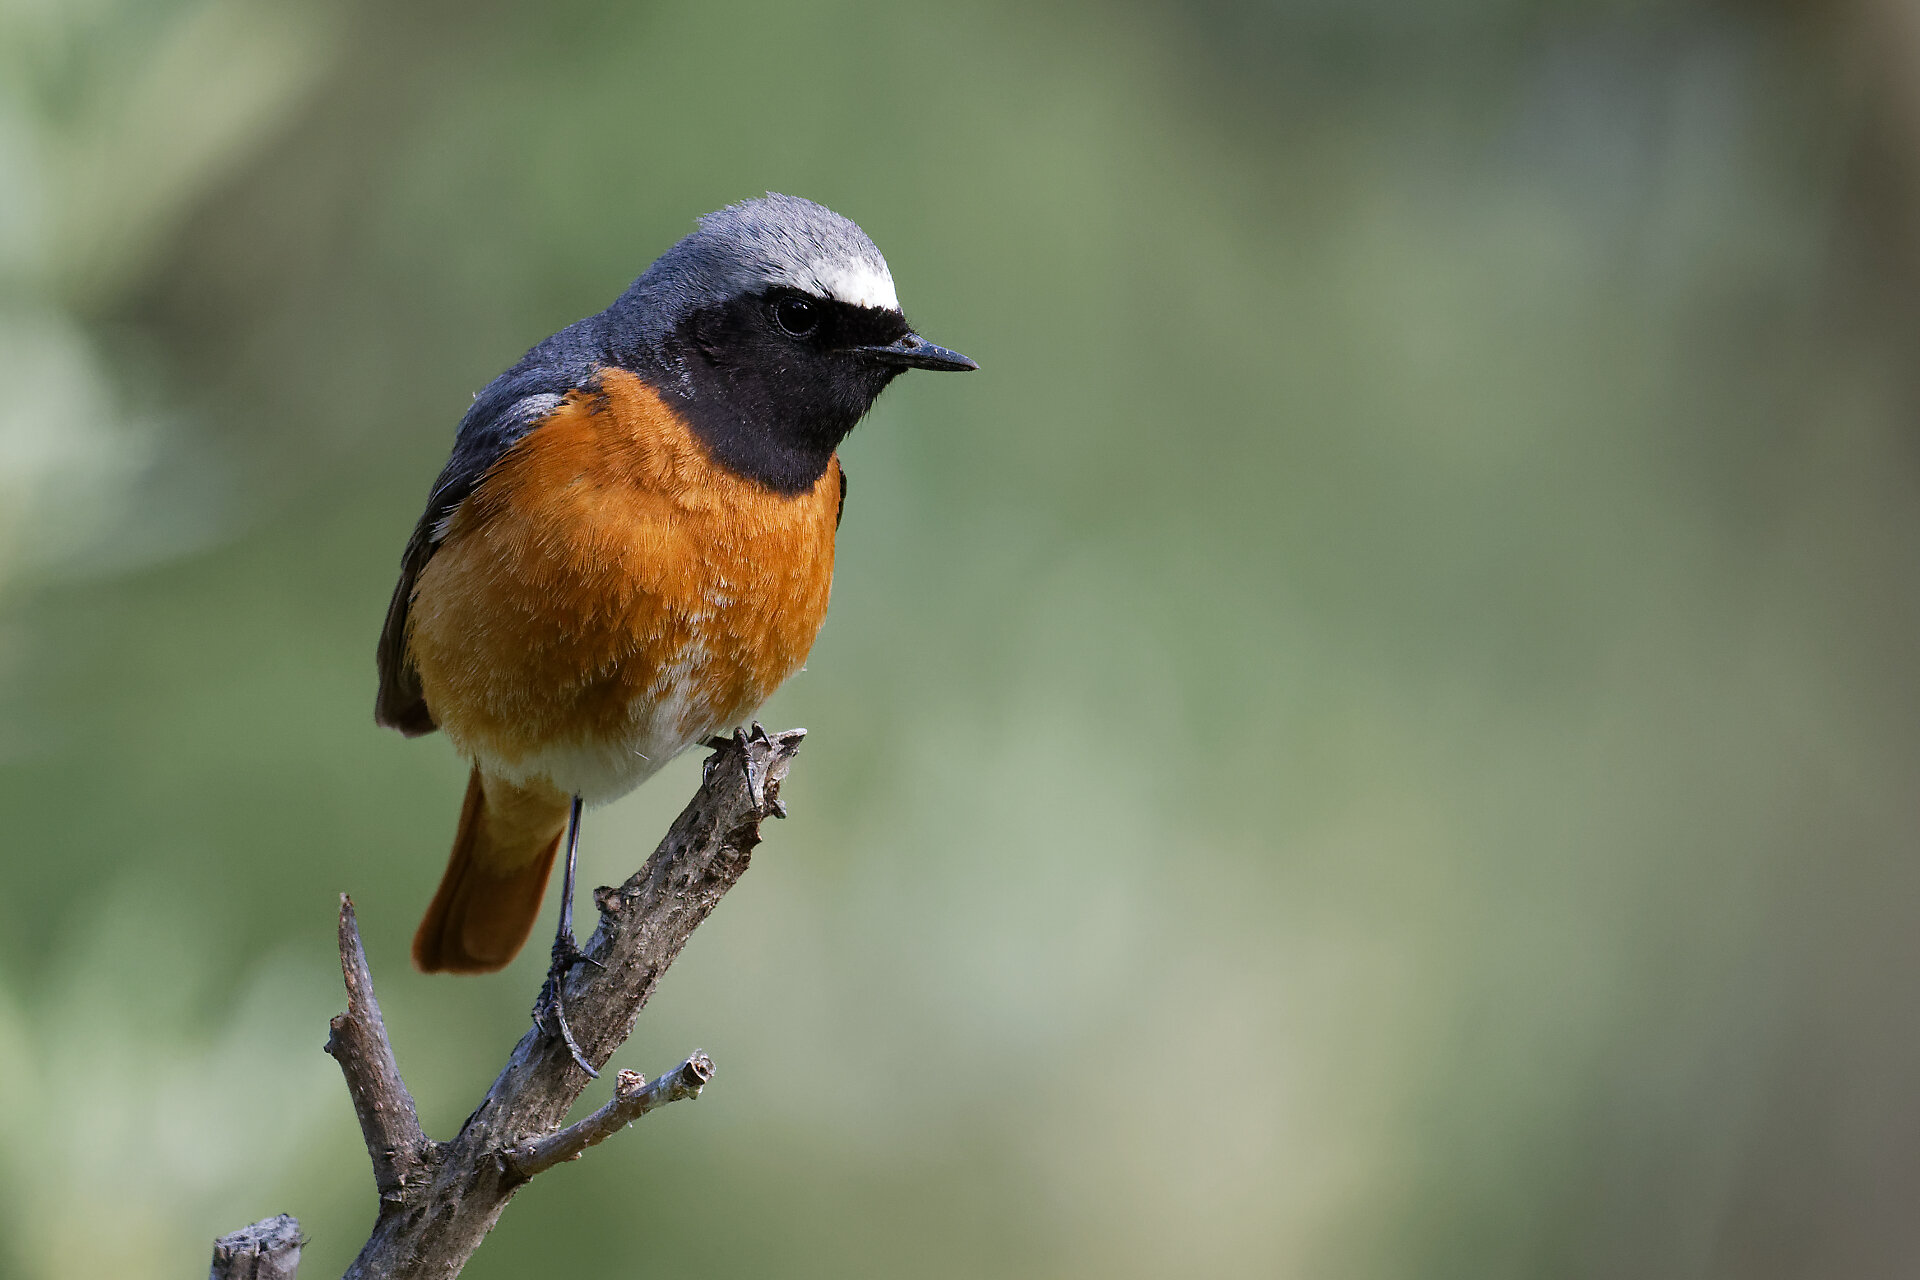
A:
456,692,759,805
476,732,677,805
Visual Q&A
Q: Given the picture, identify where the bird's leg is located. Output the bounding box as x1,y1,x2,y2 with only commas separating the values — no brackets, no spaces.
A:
534,794,602,1078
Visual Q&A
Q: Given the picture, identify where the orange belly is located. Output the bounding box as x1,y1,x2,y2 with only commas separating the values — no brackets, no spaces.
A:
405,368,840,802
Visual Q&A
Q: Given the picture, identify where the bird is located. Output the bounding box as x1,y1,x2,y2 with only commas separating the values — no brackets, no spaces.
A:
375,194,975,1070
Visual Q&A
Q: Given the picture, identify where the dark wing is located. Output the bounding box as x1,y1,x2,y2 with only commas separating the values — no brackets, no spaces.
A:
375,372,574,735
374,530,442,735
836,464,847,529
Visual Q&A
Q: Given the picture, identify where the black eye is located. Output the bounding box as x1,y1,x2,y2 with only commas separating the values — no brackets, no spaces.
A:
773,295,819,338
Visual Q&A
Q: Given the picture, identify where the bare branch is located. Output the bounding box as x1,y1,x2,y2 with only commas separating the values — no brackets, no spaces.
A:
212,732,800,1277
315,726,806,1279
323,896,434,1208
209,1214,303,1280
502,1052,715,1180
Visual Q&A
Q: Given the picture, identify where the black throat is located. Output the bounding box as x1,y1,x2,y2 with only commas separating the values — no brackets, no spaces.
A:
644,293,910,494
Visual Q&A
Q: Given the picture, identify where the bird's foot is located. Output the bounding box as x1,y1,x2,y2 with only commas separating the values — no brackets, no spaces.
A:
702,724,780,814
533,931,603,1077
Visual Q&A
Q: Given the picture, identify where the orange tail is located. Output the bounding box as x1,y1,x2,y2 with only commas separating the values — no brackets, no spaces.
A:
413,765,571,973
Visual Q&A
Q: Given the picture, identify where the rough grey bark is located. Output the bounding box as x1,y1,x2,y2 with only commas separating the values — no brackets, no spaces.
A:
324,899,431,1210
209,1215,304,1280
209,727,805,1280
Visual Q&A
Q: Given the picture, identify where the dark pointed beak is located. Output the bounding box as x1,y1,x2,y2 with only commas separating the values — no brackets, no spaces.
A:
849,332,978,372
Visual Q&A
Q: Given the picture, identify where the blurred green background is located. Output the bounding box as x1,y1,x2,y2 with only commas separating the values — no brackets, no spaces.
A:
5,0,1920,1275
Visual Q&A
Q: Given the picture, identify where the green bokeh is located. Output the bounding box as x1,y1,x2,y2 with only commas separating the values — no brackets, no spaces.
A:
4,1,1919,1276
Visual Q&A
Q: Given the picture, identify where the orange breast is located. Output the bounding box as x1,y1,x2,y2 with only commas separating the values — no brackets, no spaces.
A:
405,368,840,800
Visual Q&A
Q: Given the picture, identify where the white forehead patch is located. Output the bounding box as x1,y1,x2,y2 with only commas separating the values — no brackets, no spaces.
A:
788,257,899,312
662,195,907,320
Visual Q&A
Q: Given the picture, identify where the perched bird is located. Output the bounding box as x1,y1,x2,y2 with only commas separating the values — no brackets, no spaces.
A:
376,194,974,1068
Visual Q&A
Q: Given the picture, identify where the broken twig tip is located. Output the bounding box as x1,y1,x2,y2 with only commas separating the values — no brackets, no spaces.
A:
209,1213,304,1280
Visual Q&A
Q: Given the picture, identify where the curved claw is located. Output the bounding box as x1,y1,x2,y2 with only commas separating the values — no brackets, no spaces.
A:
535,944,600,1078
702,728,769,809
734,727,765,808
554,1008,597,1078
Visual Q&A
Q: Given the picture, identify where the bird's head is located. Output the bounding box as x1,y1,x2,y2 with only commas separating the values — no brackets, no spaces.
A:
612,193,975,492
